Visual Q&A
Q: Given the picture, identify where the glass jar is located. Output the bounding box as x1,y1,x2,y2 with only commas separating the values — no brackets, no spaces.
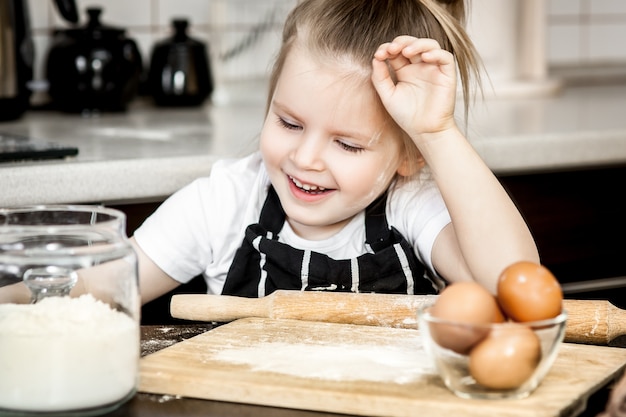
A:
0,205,140,416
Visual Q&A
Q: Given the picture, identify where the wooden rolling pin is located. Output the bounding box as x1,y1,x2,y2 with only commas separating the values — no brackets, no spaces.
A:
170,290,626,345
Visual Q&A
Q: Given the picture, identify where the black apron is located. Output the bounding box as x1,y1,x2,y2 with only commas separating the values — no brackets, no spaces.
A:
222,186,437,297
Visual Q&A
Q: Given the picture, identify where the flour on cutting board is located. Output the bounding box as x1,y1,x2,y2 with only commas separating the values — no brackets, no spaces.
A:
210,339,436,383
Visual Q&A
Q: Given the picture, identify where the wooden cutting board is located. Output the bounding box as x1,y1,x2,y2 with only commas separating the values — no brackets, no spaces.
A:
139,318,626,417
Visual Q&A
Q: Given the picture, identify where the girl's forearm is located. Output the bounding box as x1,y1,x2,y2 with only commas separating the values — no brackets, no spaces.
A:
418,127,540,291
0,282,32,304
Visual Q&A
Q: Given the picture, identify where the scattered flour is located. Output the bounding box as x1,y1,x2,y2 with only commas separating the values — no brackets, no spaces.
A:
0,295,139,412
211,340,436,384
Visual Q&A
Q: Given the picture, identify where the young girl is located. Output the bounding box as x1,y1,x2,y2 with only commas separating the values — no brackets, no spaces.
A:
132,0,539,304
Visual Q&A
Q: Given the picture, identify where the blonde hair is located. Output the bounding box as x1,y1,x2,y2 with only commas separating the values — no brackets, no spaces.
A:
267,0,482,178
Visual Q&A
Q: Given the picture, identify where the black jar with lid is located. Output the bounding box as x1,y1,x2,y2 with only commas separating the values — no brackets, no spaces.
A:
148,19,214,107
45,7,143,113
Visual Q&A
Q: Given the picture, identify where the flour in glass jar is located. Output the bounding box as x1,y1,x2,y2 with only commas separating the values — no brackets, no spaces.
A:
0,294,139,412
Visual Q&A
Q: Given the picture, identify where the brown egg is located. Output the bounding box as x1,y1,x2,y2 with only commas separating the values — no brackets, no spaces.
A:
429,282,504,354
469,324,542,390
497,261,563,322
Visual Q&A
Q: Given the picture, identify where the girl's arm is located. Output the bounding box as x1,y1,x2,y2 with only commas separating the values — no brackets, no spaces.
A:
130,237,181,304
372,36,538,293
0,238,180,305
0,281,32,304
422,127,539,293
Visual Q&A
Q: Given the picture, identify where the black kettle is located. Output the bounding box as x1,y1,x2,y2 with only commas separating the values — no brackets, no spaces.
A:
148,19,213,107
46,7,143,113
0,0,78,121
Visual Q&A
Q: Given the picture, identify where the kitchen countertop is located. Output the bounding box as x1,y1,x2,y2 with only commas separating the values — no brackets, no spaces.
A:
468,82,626,174
1,82,625,207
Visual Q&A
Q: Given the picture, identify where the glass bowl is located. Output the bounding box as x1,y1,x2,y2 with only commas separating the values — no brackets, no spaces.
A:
418,302,567,400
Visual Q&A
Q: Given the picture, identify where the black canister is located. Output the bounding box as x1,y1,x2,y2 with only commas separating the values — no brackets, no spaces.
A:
148,19,214,107
45,7,143,113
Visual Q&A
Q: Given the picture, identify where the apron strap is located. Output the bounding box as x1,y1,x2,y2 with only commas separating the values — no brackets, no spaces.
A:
364,190,395,253
258,186,286,234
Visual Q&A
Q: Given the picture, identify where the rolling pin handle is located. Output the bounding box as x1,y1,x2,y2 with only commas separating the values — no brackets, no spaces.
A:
608,301,626,343
170,294,271,322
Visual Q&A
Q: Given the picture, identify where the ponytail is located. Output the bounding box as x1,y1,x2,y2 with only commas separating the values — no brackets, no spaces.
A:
418,0,483,118
435,0,467,25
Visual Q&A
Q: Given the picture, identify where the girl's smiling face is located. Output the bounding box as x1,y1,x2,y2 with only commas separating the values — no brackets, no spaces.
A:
260,46,408,240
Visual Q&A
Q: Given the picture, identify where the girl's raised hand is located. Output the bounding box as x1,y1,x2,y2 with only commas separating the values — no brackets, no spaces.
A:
371,36,458,142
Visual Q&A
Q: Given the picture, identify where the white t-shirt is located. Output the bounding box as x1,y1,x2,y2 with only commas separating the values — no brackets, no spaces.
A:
134,152,451,295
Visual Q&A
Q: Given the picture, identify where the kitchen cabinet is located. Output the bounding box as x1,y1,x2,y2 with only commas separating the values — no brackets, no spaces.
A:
499,165,626,287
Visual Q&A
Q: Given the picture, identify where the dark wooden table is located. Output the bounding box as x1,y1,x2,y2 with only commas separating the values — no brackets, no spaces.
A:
100,324,619,417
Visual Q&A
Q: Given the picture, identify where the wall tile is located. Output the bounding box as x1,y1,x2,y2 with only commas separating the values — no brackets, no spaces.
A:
130,32,157,66
53,0,153,28
548,0,582,16
548,25,582,64
31,35,52,81
590,0,626,15
588,23,626,61
547,0,626,72
27,0,52,29
207,0,293,82
209,0,289,28
212,27,281,82
157,0,212,26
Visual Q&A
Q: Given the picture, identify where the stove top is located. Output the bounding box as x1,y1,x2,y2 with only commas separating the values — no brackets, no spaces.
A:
0,133,79,162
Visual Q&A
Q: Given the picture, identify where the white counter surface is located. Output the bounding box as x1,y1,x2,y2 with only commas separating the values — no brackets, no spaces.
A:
1,82,625,207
